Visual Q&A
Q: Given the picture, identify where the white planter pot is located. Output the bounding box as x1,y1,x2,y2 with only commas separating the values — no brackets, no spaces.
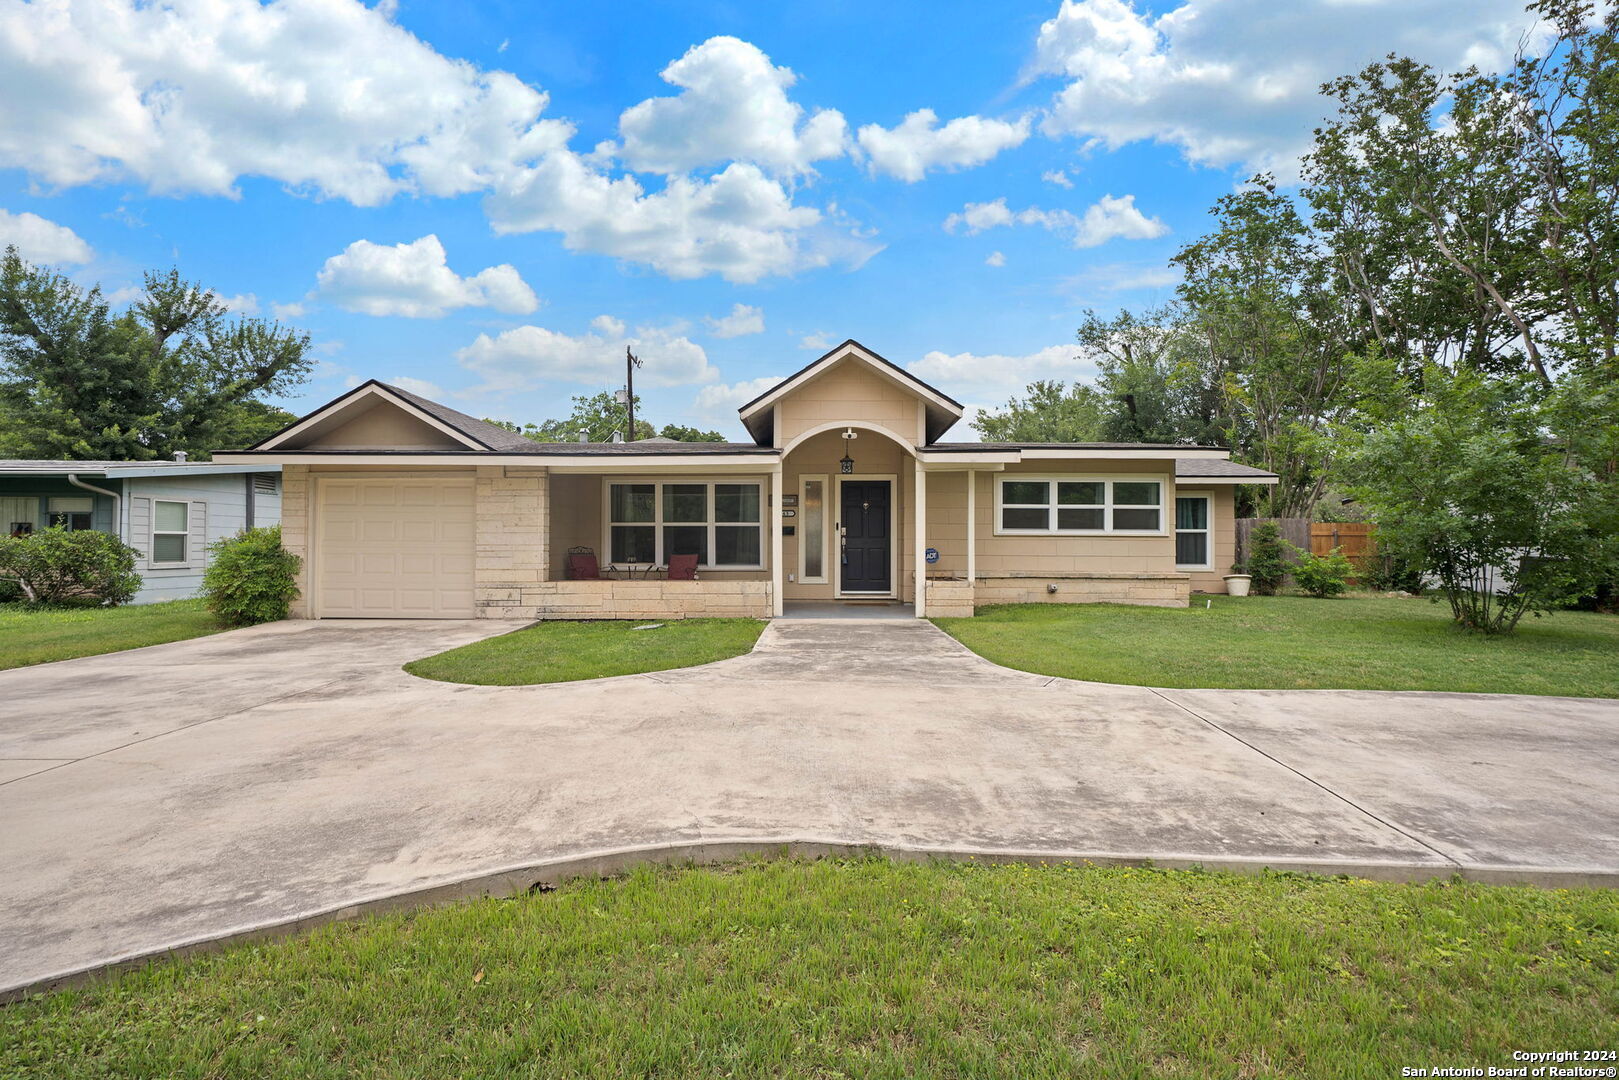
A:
1223,574,1252,597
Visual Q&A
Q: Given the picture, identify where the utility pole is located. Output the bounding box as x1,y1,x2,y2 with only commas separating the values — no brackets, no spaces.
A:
624,345,642,442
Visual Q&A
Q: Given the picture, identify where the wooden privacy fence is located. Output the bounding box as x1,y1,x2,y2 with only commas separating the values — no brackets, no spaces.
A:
1311,522,1375,562
1234,517,1310,569
1235,518,1378,584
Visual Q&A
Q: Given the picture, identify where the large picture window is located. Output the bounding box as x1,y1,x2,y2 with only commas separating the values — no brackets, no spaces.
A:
996,476,1165,535
607,480,763,568
1175,495,1211,568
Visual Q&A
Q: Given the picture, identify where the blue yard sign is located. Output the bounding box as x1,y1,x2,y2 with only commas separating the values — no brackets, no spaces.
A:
925,547,940,564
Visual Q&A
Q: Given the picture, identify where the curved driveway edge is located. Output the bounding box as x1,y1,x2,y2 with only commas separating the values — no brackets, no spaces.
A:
9,835,1618,1004
2,616,1616,1000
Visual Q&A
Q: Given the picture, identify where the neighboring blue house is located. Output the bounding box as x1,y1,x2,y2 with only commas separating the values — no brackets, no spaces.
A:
1,459,282,604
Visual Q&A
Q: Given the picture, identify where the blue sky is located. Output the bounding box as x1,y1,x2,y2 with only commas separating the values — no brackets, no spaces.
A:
0,0,1547,439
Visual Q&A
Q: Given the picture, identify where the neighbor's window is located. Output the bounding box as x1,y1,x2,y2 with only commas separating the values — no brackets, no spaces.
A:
608,480,763,568
152,500,189,564
800,476,826,582
996,477,1163,535
1175,495,1211,568
47,496,93,531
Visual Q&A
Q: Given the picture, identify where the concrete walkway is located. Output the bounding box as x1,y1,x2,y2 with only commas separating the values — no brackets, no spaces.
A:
1,615,1616,998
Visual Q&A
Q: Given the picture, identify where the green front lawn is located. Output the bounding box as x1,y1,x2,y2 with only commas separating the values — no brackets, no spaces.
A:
4,859,1614,1078
404,617,766,685
935,595,1619,697
0,598,226,671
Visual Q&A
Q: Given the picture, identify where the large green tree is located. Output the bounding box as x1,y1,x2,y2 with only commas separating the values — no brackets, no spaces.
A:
0,250,311,460
1173,180,1356,517
971,379,1105,442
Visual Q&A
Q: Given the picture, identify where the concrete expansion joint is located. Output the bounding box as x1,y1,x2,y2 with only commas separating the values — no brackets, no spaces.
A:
1147,688,1464,871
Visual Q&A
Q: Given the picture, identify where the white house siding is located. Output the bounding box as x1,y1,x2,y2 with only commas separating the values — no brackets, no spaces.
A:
125,473,280,604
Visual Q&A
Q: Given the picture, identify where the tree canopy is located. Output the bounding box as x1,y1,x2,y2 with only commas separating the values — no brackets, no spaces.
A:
0,249,310,460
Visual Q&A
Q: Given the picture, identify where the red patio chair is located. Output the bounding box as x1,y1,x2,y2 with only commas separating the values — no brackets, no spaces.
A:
567,547,603,580
667,553,699,581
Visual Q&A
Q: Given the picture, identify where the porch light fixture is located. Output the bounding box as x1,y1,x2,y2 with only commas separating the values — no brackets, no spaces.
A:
840,428,858,474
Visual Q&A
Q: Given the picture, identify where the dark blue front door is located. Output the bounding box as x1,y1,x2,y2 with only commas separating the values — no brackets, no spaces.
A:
840,480,891,592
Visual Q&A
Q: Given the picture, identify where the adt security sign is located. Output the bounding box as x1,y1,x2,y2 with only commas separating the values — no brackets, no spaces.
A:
925,547,940,564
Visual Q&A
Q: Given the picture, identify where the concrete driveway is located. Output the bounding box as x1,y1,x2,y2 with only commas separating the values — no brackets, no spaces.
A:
1,616,1616,998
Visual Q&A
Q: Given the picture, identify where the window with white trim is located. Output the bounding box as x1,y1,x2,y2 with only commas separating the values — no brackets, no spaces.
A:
1175,495,1212,568
607,480,763,568
152,500,189,564
996,477,1165,534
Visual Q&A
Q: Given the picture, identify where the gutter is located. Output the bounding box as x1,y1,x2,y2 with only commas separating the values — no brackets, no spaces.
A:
67,474,122,543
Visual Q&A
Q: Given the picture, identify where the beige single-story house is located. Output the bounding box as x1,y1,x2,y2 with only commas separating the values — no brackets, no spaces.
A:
213,339,1276,620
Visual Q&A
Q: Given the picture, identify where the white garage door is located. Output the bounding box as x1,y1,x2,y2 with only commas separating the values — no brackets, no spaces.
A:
316,476,476,618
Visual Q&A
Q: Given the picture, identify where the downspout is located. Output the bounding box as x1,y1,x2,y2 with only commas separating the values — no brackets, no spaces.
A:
67,474,121,542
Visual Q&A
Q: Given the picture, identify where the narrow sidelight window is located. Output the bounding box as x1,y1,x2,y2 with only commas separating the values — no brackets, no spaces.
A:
800,477,826,582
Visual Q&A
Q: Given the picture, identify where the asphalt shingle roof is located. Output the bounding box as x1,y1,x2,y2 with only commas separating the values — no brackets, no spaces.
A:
377,382,547,452
1174,458,1278,479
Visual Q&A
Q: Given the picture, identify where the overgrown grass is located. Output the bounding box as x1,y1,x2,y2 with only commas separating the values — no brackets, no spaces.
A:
3,858,1614,1078
404,617,766,685
0,598,225,671
935,595,1619,697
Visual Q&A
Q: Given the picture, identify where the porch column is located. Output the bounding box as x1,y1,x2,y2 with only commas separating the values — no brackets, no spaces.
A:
770,462,785,617
914,457,927,617
965,468,976,590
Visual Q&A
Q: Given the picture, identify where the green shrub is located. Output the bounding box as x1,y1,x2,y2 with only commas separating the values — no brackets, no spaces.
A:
1286,543,1355,598
202,525,301,626
1245,523,1290,596
0,526,142,605
1360,553,1424,594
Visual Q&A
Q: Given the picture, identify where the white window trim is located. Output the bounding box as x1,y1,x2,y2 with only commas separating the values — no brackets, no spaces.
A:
151,498,190,568
601,477,767,570
798,473,829,584
993,474,1169,537
1175,493,1214,570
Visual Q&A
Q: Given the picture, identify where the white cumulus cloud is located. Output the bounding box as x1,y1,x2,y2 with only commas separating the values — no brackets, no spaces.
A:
1030,0,1553,175
455,318,718,394
485,156,880,284
692,375,782,418
0,4,876,285
315,235,538,318
0,0,571,204
945,194,1166,248
704,303,765,338
909,344,1100,418
855,108,1030,182
616,36,847,177
1042,169,1074,188
0,209,93,264
985,251,1007,267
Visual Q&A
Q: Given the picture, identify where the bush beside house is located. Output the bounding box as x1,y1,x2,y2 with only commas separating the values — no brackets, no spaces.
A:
1243,523,1290,596
0,527,141,606
201,526,302,626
